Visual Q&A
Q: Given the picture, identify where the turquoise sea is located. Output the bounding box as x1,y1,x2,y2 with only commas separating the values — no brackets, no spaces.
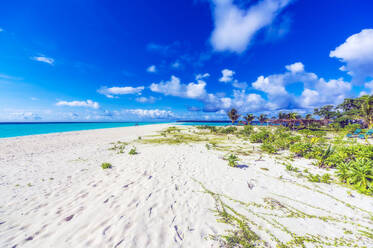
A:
0,122,168,138
0,121,274,139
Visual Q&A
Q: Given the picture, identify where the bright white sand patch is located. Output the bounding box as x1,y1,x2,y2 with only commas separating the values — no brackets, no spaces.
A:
0,124,372,247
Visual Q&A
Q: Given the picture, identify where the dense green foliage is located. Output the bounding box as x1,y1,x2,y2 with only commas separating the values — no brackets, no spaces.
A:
243,126,373,194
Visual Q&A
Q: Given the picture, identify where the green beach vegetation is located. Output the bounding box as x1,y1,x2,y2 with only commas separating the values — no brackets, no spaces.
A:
136,95,373,195
101,162,112,169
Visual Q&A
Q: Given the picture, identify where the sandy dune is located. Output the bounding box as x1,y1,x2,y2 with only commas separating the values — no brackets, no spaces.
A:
0,124,372,247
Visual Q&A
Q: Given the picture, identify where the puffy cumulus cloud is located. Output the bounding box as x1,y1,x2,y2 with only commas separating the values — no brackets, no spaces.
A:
252,62,319,109
210,0,293,53
147,65,157,73
124,109,175,119
330,29,373,83
285,62,304,73
219,69,235,82
252,62,351,110
31,56,54,65
56,100,99,109
97,86,144,98
299,78,351,108
230,90,266,112
135,96,157,103
202,90,265,113
219,69,247,88
150,75,207,99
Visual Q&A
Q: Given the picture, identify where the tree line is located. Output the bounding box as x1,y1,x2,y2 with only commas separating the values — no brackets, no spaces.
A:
227,95,373,128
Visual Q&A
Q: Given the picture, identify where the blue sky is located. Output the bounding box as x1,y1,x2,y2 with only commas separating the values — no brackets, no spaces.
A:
1,0,373,121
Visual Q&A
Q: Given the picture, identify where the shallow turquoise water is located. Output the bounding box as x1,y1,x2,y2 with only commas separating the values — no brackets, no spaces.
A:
0,122,168,138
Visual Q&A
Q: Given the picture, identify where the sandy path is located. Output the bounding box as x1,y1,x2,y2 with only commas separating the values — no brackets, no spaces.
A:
0,124,373,247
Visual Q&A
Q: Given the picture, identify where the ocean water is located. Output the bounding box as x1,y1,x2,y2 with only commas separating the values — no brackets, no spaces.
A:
0,122,168,138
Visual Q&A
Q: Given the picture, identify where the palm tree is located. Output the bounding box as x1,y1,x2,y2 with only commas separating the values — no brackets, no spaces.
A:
278,112,287,119
227,108,240,125
243,114,255,125
305,114,313,120
360,95,373,128
258,114,268,125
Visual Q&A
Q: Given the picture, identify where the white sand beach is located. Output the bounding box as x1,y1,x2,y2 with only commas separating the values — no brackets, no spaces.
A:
1,124,373,248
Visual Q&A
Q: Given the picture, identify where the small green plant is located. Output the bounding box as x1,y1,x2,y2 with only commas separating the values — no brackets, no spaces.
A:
240,125,253,136
260,142,278,154
101,162,112,169
249,129,271,143
285,163,299,172
226,154,239,167
205,143,211,150
321,173,332,184
129,147,138,155
306,173,321,183
109,141,128,154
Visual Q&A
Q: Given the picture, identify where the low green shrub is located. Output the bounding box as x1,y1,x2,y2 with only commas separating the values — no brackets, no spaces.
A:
261,142,278,154
101,162,112,169
249,129,271,143
129,147,138,155
219,126,237,134
225,154,239,167
289,142,314,157
240,125,253,136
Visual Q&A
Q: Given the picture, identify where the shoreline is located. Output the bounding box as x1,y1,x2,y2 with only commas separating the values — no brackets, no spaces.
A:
0,122,173,139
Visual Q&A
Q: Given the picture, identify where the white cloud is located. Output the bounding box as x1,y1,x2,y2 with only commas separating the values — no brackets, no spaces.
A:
135,96,157,103
299,78,351,108
330,29,373,83
97,86,144,98
219,69,235,82
31,56,54,65
147,65,157,73
124,109,174,119
56,100,99,109
202,90,266,113
196,73,210,80
218,69,247,88
285,62,304,73
150,75,207,99
210,0,293,53
252,62,351,110
30,97,38,101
